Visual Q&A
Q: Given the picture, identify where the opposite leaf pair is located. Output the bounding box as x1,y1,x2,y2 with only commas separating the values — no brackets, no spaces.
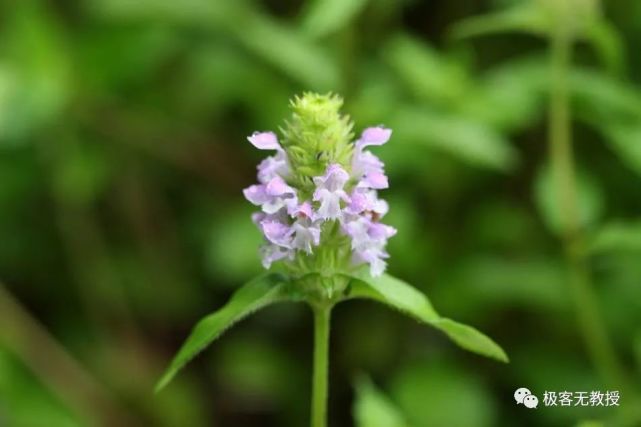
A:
156,93,507,427
156,271,507,392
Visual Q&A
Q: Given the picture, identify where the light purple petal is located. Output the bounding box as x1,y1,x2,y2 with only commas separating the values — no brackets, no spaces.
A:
312,164,350,220
243,184,268,205
345,220,370,249
352,151,384,182
266,176,294,196
251,212,266,226
357,151,384,172
291,221,321,254
314,188,347,220
356,126,391,149
371,197,389,217
369,223,397,241
313,164,350,192
352,247,389,277
261,220,293,247
248,131,280,150
346,190,369,215
257,152,289,184
260,244,293,268
363,171,389,189
368,257,387,277
345,189,389,217
290,201,314,219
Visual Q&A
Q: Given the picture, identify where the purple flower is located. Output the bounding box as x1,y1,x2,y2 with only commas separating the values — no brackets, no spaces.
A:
343,216,396,277
291,220,321,254
248,131,280,150
368,222,397,241
244,184,269,206
291,201,314,220
345,188,389,217
358,127,392,147
313,164,350,220
352,127,391,190
244,122,395,276
353,247,389,277
257,154,289,184
248,132,290,183
243,176,297,215
261,219,293,247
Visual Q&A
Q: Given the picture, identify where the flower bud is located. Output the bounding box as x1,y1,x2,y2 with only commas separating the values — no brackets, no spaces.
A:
280,93,354,194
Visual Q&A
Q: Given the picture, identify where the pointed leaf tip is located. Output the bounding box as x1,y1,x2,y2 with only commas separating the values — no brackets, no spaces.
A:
344,273,508,363
154,273,290,392
435,318,509,363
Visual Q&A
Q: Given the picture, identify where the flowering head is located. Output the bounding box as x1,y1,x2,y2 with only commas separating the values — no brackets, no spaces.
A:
244,92,396,282
159,95,507,396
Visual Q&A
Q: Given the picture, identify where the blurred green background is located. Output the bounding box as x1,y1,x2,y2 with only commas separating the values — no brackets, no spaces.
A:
1,0,641,426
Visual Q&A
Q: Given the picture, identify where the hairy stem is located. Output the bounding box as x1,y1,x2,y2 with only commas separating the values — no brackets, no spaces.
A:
311,303,331,427
548,28,625,390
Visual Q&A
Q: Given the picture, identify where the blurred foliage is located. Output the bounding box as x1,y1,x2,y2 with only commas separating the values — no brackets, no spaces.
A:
353,376,408,427
0,348,82,427
1,0,641,425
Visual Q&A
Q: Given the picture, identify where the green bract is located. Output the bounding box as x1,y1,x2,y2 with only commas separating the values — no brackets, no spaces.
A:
281,93,354,192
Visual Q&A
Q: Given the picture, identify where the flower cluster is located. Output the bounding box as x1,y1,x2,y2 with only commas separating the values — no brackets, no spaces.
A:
243,95,396,277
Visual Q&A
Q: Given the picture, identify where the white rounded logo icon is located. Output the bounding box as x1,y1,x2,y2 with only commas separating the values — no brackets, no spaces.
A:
523,394,539,409
514,387,538,409
514,387,532,404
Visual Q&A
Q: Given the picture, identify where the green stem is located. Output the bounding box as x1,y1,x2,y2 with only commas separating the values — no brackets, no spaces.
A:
311,303,331,427
548,28,625,390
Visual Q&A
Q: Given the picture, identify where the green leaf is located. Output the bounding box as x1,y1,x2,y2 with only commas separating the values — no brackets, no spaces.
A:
392,107,518,172
590,220,641,254
348,273,439,321
450,1,623,72
432,319,507,361
383,34,471,106
229,10,340,90
571,69,641,123
450,1,549,40
0,1,71,144
353,376,411,427
345,273,508,363
0,347,84,427
91,0,340,89
569,71,641,176
461,58,546,131
155,273,290,392
390,361,497,427
601,123,641,177
301,0,369,38
583,19,625,75
534,164,604,235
